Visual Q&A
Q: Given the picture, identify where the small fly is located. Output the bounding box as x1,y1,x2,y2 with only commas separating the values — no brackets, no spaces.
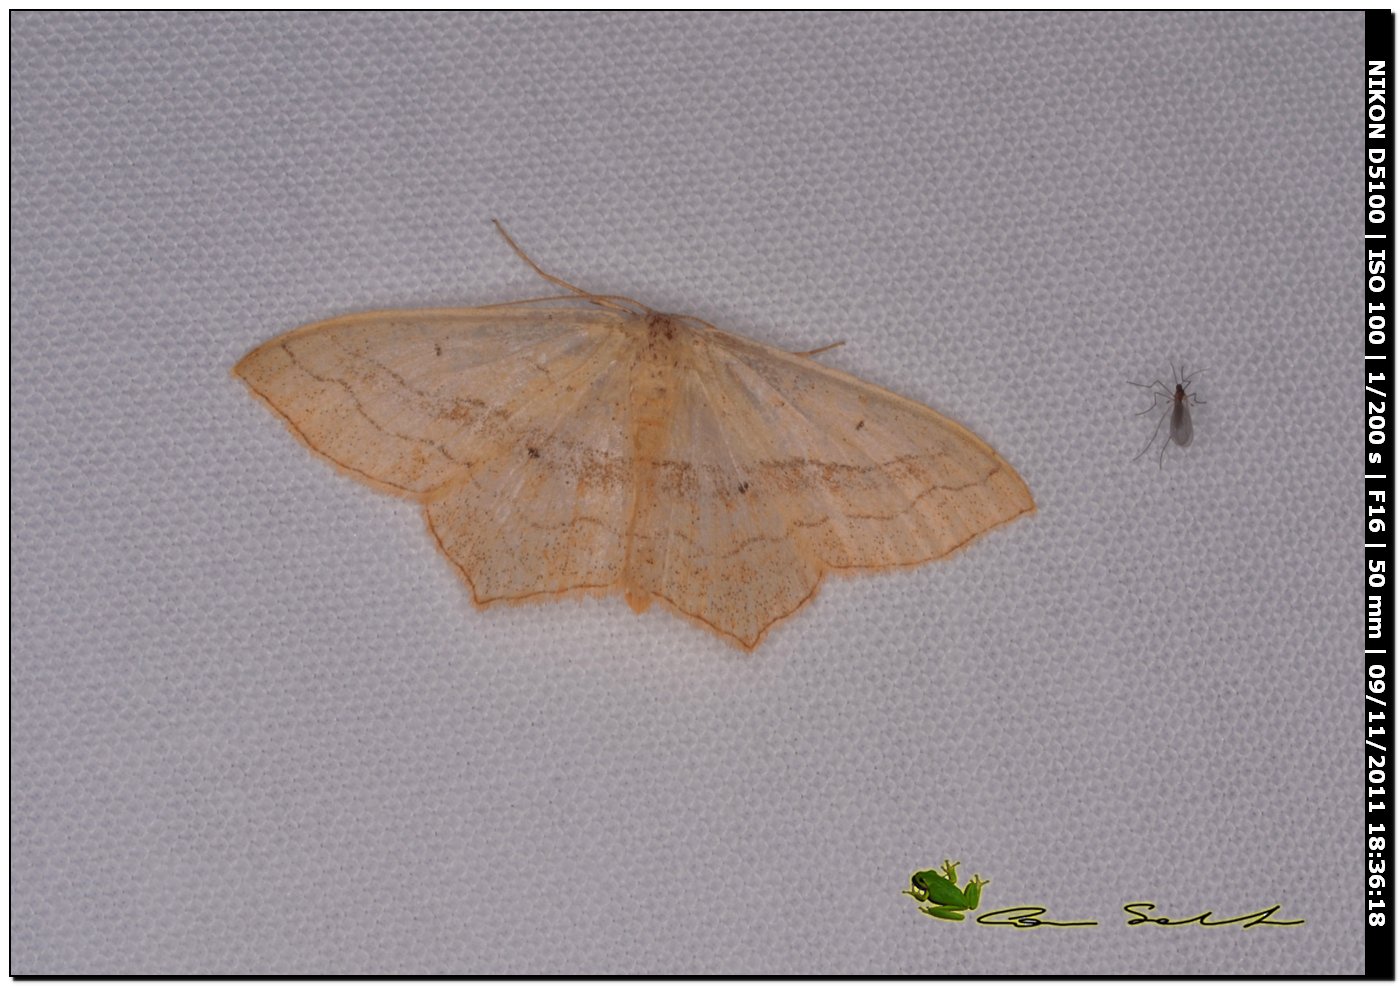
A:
1130,364,1205,468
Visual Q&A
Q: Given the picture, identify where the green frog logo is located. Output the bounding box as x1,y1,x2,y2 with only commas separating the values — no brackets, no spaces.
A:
904,859,989,921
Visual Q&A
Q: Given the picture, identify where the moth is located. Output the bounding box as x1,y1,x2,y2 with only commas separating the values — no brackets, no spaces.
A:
234,224,1035,649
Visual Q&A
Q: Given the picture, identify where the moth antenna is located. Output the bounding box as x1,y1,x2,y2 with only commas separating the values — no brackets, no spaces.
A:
793,341,846,358
491,219,593,298
491,220,652,317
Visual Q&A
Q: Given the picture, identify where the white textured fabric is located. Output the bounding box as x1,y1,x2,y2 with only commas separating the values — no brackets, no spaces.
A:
12,11,1361,974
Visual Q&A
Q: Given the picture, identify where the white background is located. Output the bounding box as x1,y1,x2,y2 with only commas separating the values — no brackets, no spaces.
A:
12,11,1360,974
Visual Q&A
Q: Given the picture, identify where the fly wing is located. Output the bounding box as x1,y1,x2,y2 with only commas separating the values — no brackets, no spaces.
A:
1170,398,1193,447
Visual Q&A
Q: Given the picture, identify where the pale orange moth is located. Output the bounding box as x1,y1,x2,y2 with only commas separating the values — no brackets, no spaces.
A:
234,224,1034,649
